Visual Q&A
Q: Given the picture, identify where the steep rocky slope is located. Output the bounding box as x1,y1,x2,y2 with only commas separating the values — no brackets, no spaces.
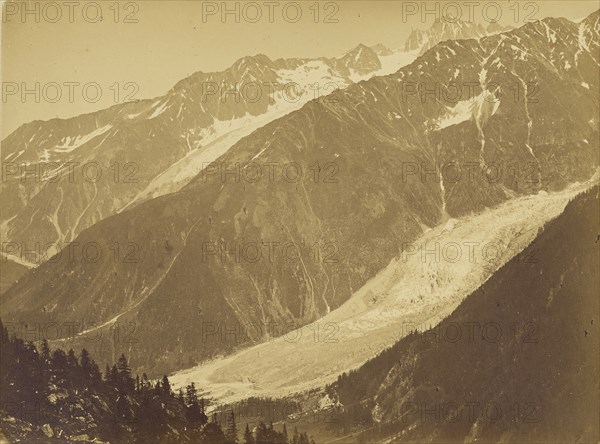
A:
404,20,486,54
323,185,598,443
1,45,405,265
0,258,29,295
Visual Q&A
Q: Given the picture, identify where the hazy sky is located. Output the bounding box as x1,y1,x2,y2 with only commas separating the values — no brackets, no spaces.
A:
2,0,598,138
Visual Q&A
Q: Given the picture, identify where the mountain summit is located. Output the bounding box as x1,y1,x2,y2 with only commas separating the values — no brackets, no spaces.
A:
404,20,488,54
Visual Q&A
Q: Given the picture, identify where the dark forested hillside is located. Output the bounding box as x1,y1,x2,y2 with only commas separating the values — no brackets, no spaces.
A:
324,186,599,443
0,326,317,443
0,260,28,295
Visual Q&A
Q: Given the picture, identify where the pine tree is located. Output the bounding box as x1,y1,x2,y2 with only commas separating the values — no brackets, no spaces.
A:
298,432,310,444
243,424,254,444
110,364,119,386
40,339,50,362
117,354,131,377
185,383,207,425
200,422,227,443
80,349,101,383
116,354,134,391
225,409,238,443
80,349,92,372
67,348,78,368
0,319,8,343
292,426,299,444
255,422,268,443
161,375,171,396
51,349,68,373
185,382,198,406
89,361,102,382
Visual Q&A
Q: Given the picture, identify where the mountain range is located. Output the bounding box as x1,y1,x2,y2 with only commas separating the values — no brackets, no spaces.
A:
404,20,513,54
0,17,516,270
0,44,408,267
2,11,598,381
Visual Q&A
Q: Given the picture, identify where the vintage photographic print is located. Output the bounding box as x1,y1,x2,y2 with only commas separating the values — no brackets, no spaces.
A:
1,1,599,442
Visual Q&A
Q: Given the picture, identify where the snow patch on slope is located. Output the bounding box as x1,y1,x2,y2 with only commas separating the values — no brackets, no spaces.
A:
0,252,36,269
53,125,113,153
377,50,419,76
148,101,169,119
434,90,500,130
277,60,347,93
435,100,474,128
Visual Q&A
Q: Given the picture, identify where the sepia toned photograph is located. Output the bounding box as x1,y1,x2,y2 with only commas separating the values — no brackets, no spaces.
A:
1,1,599,442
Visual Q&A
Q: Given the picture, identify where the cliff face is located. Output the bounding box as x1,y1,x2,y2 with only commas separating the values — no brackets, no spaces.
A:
404,20,487,54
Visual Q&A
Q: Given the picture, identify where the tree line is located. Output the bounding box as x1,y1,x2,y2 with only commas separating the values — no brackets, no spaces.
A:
0,319,317,443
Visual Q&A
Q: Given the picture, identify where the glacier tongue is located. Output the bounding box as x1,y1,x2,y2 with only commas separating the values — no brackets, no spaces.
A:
123,49,417,209
170,182,594,408
121,106,297,209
